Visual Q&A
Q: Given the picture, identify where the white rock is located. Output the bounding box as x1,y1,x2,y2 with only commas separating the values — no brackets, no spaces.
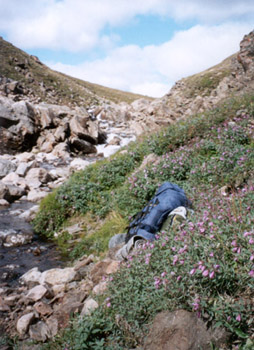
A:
69,158,90,172
40,268,77,286
19,205,39,221
16,162,31,177
49,167,69,180
27,189,48,202
26,285,48,302
3,231,33,247
92,281,108,295
15,152,35,163
16,312,35,335
81,298,99,316
20,267,42,285
0,199,10,206
1,172,21,185
52,284,66,296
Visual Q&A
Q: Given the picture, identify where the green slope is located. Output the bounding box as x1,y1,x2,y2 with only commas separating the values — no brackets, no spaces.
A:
0,37,151,105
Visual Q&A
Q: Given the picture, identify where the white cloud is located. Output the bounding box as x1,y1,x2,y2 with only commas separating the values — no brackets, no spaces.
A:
49,23,253,97
0,0,253,51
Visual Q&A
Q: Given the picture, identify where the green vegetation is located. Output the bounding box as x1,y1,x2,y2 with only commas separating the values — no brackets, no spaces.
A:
34,93,254,349
182,55,233,98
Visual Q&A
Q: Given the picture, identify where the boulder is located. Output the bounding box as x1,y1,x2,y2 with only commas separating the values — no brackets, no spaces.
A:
27,189,48,202
54,124,69,142
19,267,42,286
69,158,90,172
0,181,26,202
16,162,32,177
35,105,55,129
144,310,228,350
81,298,99,316
69,114,98,144
0,199,9,207
26,285,48,302
69,136,97,154
90,259,120,284
16,312,35,336
92,281,108,295
3,229,33,247
25,168,51,189
51,142,70,158
29,321,49,342
34,301,53,316
40,267,77,286
0,158,16,179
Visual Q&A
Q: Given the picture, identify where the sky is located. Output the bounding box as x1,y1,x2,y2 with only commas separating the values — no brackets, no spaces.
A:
0,1,254,98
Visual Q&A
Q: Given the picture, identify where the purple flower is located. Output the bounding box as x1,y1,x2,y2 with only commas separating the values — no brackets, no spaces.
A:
249,238,254,245
249,270,254,277
236,314,241,322
190,268,196,275
106,302,111,308
209,271,215,279
173,255,178,265
202,269,209,277
231,240,237,247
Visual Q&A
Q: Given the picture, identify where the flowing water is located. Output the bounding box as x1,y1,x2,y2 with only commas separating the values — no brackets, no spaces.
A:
0,122,136,288
0,201,64,287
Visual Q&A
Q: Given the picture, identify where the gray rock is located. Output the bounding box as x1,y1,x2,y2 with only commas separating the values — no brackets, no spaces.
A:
0,159,16,179
3,229,33,247
27,189,48,202
69,136,97,154
19,267,42,286
0,181,26,202
29,321,49,342
144,310,228,350
16,162,31,177
108,233,127,249
81,298,99,316
16,312,35,336
26,285,48,302
40,267,77,286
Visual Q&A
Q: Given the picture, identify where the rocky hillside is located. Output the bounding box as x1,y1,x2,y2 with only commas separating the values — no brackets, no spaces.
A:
0,31,254,350
0,36,148,106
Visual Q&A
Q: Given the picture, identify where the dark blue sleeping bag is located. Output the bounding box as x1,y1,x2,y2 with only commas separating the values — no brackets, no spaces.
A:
125,182,190,242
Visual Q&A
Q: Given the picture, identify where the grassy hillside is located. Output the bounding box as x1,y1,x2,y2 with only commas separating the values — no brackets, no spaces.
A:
181,55,234,98
0,37,149,105
32,93,254,349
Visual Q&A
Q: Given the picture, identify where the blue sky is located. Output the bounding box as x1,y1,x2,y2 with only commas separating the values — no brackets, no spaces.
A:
0,0,253,97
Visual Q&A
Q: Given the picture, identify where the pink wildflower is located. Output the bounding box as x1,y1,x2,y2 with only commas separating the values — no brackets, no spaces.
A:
249,238,254,245
209,271,215,279
236,314,241,322
202,269,209,277
190,268,196,275
249,270,254,277
231,240,237,247
173,255,178,265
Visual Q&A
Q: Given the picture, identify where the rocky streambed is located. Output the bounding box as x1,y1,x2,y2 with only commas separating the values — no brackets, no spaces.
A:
0,109,136,288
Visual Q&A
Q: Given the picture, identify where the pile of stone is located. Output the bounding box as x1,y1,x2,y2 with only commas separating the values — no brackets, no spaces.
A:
0,254,120,342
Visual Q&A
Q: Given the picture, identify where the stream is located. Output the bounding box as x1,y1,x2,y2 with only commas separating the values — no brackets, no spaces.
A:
0,201,64,287
0,122,136,288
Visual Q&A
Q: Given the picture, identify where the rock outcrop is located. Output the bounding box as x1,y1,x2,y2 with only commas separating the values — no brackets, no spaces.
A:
144,310,228,350
0,254,120,341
